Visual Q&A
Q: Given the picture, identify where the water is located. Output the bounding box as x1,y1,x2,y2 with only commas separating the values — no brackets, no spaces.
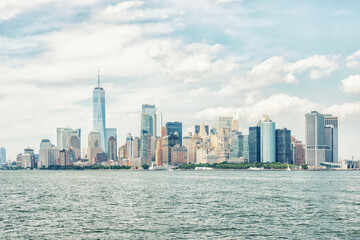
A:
0,170,359,239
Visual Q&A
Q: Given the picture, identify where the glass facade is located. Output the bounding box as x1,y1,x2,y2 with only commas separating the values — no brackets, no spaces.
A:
305,111,326,166
0,147,6,163
275,128,291,163
230,133,243,158
249,126,260,163
260,121,276,163
93,86,106,154
141,113,153,136
166,122,183,146
142,104,156,136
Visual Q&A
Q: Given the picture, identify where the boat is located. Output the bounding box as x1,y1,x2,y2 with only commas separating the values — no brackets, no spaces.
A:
248,167,262,171
194,167,213,171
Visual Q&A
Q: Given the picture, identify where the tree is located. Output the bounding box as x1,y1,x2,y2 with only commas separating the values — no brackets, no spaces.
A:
142,164,149,170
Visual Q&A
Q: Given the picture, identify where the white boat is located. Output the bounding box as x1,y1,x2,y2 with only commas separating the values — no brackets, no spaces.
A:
248,167,262,171
194,167,213,171
286,163,291,171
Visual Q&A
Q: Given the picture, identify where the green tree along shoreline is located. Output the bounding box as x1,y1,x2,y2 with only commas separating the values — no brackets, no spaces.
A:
178,162,305,170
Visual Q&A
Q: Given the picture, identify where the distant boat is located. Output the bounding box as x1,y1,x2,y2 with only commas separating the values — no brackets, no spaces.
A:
194,167,213,171
248,167,262,171
287,164,291,171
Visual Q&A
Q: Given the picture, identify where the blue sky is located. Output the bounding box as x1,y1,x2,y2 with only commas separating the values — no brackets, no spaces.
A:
0,0,360,160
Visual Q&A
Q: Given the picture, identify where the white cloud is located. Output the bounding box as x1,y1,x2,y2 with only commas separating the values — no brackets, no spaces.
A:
0,0,101,22
194,93,317,123
340,75,360,94
324,101,360,119
189,87,211,96
218,55,338,95
287,55,339,80
346,50,360,69
184,77,198,84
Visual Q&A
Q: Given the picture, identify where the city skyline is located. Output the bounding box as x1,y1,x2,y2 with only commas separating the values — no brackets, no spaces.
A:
1,1,360,160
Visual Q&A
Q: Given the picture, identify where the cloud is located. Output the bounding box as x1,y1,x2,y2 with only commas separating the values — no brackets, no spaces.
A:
189,87,211,96
194,93,317,123
218,55,338,95
340,75,360,94
184,77,198,84
324,101,360,120
0,0,101,22
346,50,360,69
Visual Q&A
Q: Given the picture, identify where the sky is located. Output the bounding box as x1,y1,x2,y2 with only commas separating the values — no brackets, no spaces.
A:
0,0,360,160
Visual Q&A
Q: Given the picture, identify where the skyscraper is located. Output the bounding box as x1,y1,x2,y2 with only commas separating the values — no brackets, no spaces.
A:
305,111,328,166
108,136,117,161
324,115,338,163
231,113,239,132
166,121,182,146
275,128,292,163
195,124,209,135
249,126,260,163
105,128,117,159
218,116,233,136
141,112,153,136
259,115,276,163
142,104,156,136
93,71,106,154
155,108,163,137
229,133,244,158
133,137,140,157
39,139,52,168
87,131,102,163
126,133,133,158
0,147,6,163
56,127,81,158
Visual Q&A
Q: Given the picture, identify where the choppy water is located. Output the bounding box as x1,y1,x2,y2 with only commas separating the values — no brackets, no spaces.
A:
0,170,359,239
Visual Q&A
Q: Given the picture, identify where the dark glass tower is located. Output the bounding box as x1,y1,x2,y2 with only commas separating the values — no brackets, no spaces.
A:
249,126,260,163
275,128,291,163
166,122,182,146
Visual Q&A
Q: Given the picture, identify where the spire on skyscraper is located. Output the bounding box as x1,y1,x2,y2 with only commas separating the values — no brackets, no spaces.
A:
98,67,100,88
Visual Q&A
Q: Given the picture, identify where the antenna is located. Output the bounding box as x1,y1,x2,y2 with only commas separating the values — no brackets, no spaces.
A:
97,67,100,88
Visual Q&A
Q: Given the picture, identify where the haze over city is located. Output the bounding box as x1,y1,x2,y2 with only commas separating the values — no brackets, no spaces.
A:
1,0,360,160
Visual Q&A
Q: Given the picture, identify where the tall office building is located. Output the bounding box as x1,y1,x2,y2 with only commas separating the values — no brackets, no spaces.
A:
87,131,102,163
93,71,106,154
305,111,328,166
0,147,6,163
57,127,81,158
106,128,117,159
292,139,305,165
39,139,52,168
259,115,276,163
324,115,338,163
141,112,153,136
142,104,157,136
231,113,239,132
166,121,182,146
155,108,162,137
195,124,209,135
218,116,233,136
133,137,140,157
140,133,152,165
249,126,260,163
242,135,249,161
275,128,292,163
108,136,117,161
24,147,36,168
230,133,244,158
126,133,134,158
